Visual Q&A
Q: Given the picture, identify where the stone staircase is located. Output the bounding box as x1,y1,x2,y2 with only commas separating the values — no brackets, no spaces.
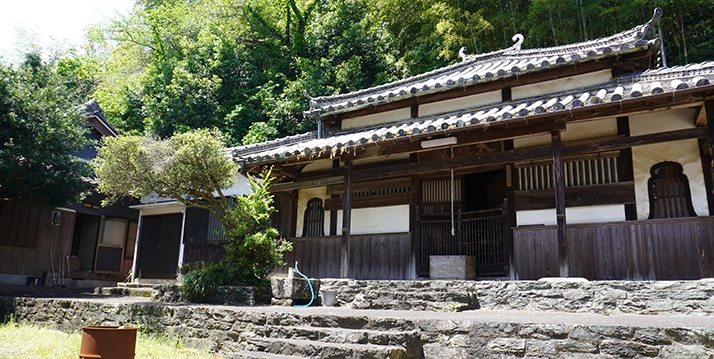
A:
95,282,156,298
234,319,422,358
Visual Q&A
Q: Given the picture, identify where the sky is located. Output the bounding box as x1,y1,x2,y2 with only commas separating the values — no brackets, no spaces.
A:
0,0,136,63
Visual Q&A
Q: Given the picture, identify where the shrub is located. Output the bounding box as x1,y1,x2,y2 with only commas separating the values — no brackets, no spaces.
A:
181,262,233,302
221,169,292,286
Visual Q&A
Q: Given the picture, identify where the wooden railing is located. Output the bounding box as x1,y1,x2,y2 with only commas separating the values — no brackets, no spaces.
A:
513,217,714,280
282,232,412,280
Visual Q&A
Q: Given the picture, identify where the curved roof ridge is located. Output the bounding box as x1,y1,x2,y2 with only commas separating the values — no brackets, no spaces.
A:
311,16,661,115
311,47,510,104
616,61,714,83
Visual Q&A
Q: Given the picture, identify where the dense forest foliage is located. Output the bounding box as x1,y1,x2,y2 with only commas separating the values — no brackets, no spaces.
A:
47,0,714,145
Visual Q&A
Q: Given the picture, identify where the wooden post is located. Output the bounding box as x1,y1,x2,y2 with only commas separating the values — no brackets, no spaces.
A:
552,131,569,277
341,160,352,278
705,101,714,213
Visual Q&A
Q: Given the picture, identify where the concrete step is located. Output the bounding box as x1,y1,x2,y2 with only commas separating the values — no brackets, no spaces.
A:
232,351,307,359
243,334,412,359
257,325,419,346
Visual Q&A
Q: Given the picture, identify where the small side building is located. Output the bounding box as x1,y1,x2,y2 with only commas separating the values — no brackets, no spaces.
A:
0,100,139,287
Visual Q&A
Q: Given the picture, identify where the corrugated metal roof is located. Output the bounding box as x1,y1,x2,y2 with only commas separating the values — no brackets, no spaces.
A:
310,12,662,117
235,62,714,165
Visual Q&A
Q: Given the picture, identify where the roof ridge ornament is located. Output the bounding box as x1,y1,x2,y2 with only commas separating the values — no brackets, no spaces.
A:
642,7,663,40
304,90,317,111
510,34,524,51
459,47,468,62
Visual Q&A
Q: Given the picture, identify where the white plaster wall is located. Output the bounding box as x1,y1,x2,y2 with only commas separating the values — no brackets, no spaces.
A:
562,118,618,142
632,140,708,219
419,91,501,117
513,133,550,148
514,118,619,149
341,108,412,130
629,108,696,136
336,205,410,235
512,69,612,100
516,204,626,226
223,173,252,196
295,186,330,237
132,202,185,216
302,159,334,173
353,153,410,167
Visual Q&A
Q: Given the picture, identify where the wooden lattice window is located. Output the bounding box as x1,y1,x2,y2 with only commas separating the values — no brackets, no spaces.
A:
302,198,324,237
648,161,696,219
516,152,620,190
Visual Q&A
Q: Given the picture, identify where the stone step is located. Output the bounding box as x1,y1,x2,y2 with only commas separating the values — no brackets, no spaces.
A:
256,325,418,347
245,336,411,359
231,351,307,359
96,287,153,297
117,282,158,289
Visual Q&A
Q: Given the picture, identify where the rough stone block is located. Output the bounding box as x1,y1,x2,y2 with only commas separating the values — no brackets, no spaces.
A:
486,338,526,355
270,277,320,300
429,256,475,280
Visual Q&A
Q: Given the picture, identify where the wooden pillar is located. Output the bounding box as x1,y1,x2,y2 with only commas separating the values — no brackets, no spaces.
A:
705,101,714,214
341,160,352,278
552,131,569,277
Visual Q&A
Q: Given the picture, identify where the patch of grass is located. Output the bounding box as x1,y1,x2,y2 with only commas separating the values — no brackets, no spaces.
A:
0,319,221,359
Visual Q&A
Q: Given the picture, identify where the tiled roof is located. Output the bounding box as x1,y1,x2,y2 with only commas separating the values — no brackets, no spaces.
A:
230,132,318,158
309,10,662,117
237,62,714,165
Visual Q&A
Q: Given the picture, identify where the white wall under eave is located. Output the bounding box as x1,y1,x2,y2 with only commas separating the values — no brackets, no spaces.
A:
302,159,334,173
341,108,412,130
629,108,696,136
629,108,708,219
132,202,185,216
516,204,626,226
632,140,709,219
295,186,330,237
511,69,612,100
223,173,252,196
513,117,619,149
419,91,502,117
337,205,410,235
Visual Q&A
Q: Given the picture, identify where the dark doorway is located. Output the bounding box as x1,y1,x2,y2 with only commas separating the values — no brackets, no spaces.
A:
417,169,508,278
464,170,506,212
136,213,183,279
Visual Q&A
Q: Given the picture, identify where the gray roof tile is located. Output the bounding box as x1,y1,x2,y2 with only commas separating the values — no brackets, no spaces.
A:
236,62,714,165
308,18,662,117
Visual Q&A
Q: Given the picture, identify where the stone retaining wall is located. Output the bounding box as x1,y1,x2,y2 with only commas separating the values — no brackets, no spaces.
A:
2,296,714,358
319,279,714,315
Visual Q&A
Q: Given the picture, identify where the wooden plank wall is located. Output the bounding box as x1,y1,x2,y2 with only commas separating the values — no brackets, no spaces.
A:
284,233,412,280
514,217,714,280
0,203,75,279
182,243,227,266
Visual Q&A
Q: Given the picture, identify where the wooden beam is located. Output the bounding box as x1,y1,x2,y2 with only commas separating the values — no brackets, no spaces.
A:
270,126,710,191
551,131,568,278
341,161,352,278
325,192,410,210
275,165,301,180
513,182,636,211
704,100,714,214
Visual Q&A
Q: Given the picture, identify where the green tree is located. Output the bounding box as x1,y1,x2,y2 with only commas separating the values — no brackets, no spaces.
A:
93,128,237,217
93,128,291,296
0,52,91,207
